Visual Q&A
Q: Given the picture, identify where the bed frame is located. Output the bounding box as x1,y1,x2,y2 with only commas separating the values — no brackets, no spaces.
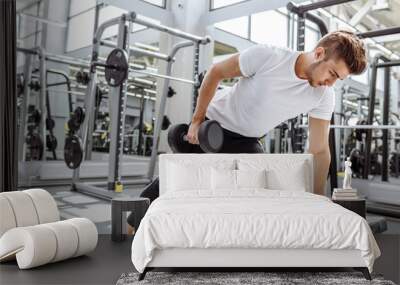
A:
139,248,370,280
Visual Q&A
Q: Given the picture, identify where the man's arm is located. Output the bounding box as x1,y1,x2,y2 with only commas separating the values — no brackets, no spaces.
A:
187,54,242,144
308,116,331,196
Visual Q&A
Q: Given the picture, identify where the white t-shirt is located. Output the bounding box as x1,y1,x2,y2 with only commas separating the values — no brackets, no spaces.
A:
206,44,335,138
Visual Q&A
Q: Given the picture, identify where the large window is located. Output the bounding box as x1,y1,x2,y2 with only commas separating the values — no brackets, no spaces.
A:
140,0,166,8
66,0,96,52
214,16,249,39
305,27,319,51
66,1,161,52
250,10,288,48
211,0,249,10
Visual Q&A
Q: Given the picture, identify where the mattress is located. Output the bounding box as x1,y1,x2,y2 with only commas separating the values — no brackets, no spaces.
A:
131,189,380,273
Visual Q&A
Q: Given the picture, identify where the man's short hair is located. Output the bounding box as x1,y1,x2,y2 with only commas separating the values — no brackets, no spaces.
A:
315,30,367,75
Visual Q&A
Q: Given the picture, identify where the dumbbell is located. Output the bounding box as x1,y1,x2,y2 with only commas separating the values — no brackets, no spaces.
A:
167,120,224,153
67,107,86,133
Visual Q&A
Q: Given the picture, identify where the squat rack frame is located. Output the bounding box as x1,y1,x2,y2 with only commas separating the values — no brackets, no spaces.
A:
72,12,210,200
287,0,400,191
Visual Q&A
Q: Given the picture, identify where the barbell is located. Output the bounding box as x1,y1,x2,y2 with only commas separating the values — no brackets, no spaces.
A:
299,124,400,130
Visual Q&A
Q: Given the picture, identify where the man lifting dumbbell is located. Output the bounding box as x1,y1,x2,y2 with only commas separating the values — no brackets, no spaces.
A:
127,30,366,234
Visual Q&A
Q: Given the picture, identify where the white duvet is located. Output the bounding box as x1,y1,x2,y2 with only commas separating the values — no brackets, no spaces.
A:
131,190,380,273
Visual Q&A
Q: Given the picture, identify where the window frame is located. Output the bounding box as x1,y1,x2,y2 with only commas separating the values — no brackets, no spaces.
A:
209,0,250,11
139,0,167,9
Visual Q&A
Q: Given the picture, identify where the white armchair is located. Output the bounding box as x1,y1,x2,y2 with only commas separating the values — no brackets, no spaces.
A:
0,189,98,269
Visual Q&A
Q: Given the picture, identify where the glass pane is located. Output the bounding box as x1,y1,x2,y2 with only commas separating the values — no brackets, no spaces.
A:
66,9,95,52
305,27,319,51
69,0,96,17
141,0,165,7
214,16,249,39
251,10,287,48
212,0,248,9
350,70,368,85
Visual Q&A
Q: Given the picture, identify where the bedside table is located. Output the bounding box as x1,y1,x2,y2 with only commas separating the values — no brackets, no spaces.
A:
332,198,366,218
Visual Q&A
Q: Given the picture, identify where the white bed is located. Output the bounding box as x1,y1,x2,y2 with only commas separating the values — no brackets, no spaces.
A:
131,154,380,280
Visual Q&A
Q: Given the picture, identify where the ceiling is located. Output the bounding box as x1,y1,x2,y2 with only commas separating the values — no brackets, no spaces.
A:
327,0,400,54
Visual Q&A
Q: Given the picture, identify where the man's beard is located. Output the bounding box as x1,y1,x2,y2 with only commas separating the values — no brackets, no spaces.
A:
305,60,323,87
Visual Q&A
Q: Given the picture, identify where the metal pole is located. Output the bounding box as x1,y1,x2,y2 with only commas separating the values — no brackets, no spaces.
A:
100,40,171,61
46,69,73,114
298,125,400,129
129,69,195,84
133,16,210,43
375,60,400,68
147,41,195,180
17,47,90,68
74,13,130,185
382,66,390,182
137,89,145,155
357,26,400,39
18,54,33,161
289,0,356,13
107,18,130,191
19,13,67,28
38,48,47,161
192,42,200,113
364,54,390,179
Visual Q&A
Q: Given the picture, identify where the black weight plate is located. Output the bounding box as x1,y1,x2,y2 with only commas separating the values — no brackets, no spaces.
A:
198,120,224,153
68,107,86,133
167,124,193,153
64,135,83,169
68,119,79,133
29,133,44,160
46,134,58,151
46,118,55,130
29,109,41,125
105,48,129,87
76,71,90,85
161,115,171,130
74,106,85,125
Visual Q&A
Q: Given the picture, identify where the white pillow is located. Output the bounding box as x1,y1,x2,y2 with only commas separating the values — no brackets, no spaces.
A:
167,162,211,191
166,160,236,192
265,162,307,191
211,168,237,190
236,169,267,189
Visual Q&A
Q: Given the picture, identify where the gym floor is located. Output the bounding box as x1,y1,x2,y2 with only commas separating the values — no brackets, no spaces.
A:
1,185,399,285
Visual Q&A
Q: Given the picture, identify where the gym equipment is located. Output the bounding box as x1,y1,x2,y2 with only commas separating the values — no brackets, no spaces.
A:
26,133,43,160
28,80,41,91
64,135,83,169
166,86,176,98
75,70,90,85
67,107,85,133
390,153,400,177
168,120,224,153
70,12,210,200
103,48,129,87
46,134,58,151
45,117,55,130
161,115,171,130
90,48,129,87
288,0,400,190
16,74,24,95
28,107,41,125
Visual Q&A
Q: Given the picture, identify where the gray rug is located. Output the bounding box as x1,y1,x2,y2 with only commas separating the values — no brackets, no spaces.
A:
116,271,396,285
